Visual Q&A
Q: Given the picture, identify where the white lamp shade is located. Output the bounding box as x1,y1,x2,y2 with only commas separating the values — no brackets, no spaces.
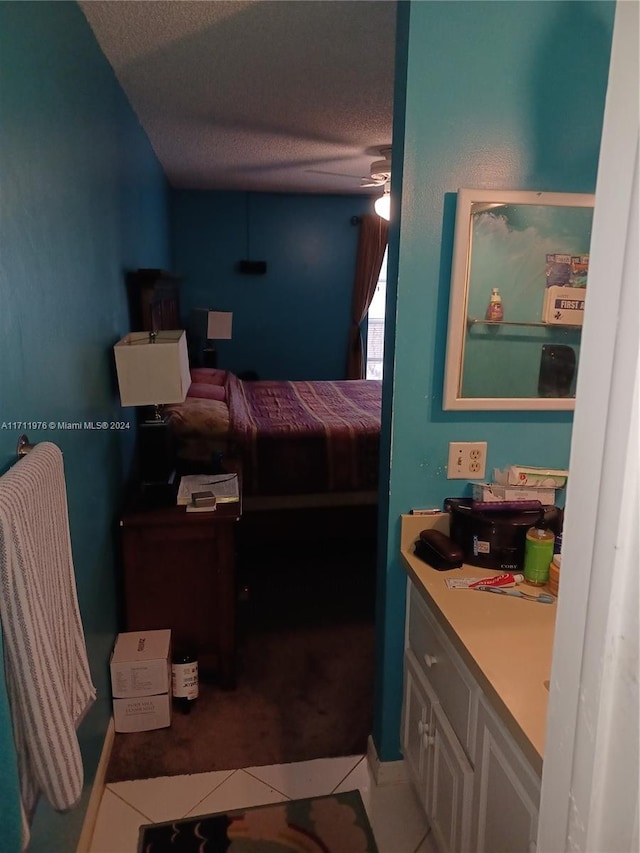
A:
374,192,391,220
114,330,191,407
207,311,233,340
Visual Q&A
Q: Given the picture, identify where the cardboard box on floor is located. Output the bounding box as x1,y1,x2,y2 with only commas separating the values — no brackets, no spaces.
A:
110,629,172,732
112,694,171,733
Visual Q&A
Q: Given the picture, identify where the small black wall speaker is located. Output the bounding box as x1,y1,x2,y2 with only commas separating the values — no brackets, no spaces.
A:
237,260,267,275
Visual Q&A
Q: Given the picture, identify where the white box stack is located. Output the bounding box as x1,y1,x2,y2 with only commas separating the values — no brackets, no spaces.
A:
472,483,556,504
110,629,172,732
471,467,569,506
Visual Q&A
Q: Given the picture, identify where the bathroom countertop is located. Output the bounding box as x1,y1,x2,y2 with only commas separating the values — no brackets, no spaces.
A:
400,513,556,776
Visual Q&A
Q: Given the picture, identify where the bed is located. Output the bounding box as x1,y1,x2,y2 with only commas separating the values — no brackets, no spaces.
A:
126,269,382,516
164,367,382,510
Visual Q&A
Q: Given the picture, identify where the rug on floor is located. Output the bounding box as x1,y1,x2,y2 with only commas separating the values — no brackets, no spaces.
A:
106,621,374,781
137,789,379,853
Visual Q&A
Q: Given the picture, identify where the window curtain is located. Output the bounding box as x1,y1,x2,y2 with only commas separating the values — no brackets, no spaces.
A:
346,214,389,379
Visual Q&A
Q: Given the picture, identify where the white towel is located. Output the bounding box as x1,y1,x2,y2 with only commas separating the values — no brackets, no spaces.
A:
0,442,96,835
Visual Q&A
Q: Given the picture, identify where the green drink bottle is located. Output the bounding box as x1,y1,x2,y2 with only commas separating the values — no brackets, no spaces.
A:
523,524,555,586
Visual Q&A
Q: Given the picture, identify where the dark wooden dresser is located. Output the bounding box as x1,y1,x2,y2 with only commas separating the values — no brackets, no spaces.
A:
119,493,241,688
126,268,181,332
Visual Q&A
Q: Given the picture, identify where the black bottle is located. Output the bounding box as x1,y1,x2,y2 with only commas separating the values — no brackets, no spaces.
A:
171,648,199,714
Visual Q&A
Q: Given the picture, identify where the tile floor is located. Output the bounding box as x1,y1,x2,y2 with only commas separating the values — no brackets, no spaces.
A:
89,754,438,853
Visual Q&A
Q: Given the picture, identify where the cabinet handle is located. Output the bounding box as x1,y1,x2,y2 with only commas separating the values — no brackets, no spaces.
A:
423,734,435,748
418,720,425,735
424,653,437,668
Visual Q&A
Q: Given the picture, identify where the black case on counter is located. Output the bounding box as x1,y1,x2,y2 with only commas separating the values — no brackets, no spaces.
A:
414,529,464,571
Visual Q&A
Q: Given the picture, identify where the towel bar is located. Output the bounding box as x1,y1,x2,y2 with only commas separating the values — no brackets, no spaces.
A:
17,434,34,459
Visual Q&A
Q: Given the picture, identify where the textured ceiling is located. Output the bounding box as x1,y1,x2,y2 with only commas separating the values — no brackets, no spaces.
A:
80,0,397,195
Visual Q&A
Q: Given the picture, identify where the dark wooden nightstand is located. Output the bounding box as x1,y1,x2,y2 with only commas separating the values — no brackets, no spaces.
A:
119,480,241,688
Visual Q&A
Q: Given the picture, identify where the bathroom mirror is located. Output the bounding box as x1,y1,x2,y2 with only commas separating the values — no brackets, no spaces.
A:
443,189,594,410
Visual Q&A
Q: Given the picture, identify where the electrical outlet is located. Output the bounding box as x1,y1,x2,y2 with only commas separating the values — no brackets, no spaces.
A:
447,441,487,480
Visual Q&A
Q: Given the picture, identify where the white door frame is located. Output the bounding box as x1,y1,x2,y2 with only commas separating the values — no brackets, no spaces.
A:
537,3,639,851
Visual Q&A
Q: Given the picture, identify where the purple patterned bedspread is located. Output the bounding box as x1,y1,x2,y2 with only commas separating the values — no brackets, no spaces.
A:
226,373,382,496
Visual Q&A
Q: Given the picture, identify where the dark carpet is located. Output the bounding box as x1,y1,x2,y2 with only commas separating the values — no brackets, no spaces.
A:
107,532,376,782
137,789,379,852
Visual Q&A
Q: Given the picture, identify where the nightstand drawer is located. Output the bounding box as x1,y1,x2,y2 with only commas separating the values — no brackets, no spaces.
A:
407,584,478,757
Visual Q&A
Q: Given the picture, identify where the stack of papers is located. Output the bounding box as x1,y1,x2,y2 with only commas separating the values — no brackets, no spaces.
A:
177,474,239,506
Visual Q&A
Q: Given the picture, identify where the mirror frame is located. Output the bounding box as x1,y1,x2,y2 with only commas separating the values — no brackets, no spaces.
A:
443,188,595,411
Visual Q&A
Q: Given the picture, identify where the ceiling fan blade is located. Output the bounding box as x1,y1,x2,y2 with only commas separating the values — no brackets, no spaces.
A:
305,168,361,179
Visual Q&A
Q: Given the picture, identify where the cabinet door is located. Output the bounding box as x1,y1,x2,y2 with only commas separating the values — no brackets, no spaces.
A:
121,515,237,686
472,699,540,853
401,652,436,808
407,584,478,758
428,702,474,853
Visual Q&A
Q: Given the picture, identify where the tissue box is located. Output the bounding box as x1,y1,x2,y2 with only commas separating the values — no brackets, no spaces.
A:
472,483,556,504
495,466,568,489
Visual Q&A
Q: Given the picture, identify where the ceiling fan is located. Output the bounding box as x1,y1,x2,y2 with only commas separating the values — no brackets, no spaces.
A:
305,146,392,188
366,146,392,219
360,146,392,188
305,146,392,218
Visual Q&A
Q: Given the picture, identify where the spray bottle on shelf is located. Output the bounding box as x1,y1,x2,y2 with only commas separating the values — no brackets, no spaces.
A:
485,287,504,321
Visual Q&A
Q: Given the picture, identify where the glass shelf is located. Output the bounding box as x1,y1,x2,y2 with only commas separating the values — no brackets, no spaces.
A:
466,318,578,330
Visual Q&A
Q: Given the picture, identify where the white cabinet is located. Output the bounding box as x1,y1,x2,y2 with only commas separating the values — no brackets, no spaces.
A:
429,701,474,853
472,697,540,853
402,581,541,853
406,587,477,753
402,651,436,796
402,623,474,852
402,651,474,853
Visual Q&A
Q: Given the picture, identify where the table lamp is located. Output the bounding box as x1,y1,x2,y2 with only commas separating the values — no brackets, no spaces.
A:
189,309,233,368
204,311,233,368
114,330,191,488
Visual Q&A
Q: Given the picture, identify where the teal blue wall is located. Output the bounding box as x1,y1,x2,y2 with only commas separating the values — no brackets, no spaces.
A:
0,3,169,849
171,191,375,379
373,0,614,760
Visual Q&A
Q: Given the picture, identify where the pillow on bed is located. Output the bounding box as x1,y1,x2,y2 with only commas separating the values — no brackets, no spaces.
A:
164,398,230,438
189,368,227,386
187,382,226,402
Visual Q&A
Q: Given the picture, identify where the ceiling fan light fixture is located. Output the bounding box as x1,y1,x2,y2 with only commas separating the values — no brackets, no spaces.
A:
374,188,390,220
